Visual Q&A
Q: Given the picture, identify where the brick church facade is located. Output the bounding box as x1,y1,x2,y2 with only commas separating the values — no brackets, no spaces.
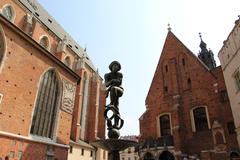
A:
139,30,239,160
0,0,106,160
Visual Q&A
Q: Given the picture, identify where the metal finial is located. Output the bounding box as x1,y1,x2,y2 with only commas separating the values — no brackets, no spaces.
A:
199,32,202,41
167,23,171,31
84,44,87,52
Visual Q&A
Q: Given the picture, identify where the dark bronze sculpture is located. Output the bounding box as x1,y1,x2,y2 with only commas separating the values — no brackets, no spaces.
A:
104,61,124,138
91,61,137,160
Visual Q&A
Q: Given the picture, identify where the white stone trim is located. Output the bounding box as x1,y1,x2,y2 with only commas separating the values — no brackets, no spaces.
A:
39,35,51,51
0,93,3,105
1,4,16,23
0,131,69,148
190,106,211,132
94,80,100,138
156,113,173,137
0,24,6,73
80,72,89,140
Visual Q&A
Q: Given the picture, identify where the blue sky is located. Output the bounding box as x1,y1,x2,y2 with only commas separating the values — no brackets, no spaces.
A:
37,0,240,136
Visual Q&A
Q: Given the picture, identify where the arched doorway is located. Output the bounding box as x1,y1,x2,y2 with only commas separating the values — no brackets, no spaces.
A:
159,151,174,160
144,152,154,160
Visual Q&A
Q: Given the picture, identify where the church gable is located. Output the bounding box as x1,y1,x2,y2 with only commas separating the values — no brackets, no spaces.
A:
146,31,216,105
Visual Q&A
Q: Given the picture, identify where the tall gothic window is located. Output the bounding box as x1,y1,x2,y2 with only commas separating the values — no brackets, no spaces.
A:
193,107,209,132
0,25,5,65
39,36,50,50
30,69,61,139
2,5,15,22
160,114,171,136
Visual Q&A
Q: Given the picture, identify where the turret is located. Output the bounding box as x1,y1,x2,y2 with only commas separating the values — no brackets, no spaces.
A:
198,33,216,69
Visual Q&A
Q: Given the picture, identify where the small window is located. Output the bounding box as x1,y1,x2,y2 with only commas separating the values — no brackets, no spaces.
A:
193,107,209,132
220,90,229,102
164,86,168,92
39,36,50,50
90,151,93,157
182,58,185,66
234,70,240,90
81,149,84,156
2,5,15,22
128,157,130,160
9,151,14,158
165,65,168,72
160,114,171,136
187,78,191,85
17,151,23,160
227,122,235,134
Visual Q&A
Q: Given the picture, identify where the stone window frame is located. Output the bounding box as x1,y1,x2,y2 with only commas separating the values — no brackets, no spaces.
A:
1,4,16,23
190,106,211,132
63,55,72,68
39,35,51,51
29,68,62,142
0,24,6,71
156,113,173,137
233,68,240,92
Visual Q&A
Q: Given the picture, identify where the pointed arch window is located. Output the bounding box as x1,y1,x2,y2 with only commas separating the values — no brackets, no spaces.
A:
30,69,61,139
0,25,5,66
191,106,210,132
39,36,50,50
159,114,171,136
2,4,15,22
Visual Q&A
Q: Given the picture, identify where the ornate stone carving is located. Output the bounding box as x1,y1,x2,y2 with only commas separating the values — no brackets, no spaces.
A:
61,79,76,114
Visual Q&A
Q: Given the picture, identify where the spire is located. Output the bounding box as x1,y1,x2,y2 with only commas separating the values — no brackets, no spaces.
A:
198,33,216,69
199,32,207,50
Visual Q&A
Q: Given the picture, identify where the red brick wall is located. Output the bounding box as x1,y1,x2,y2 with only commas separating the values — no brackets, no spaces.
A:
0,12,77,160
0,1,106,159
98,87,106,139
85,77,98,141
0,137,68,160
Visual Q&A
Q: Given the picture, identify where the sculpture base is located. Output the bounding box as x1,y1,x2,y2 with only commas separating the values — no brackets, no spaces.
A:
91,139,137,160
108,150,120,160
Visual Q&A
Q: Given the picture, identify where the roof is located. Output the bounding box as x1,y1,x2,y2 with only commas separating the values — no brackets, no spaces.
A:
18,0,97,71
70,140,95,150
